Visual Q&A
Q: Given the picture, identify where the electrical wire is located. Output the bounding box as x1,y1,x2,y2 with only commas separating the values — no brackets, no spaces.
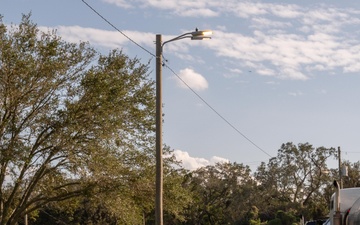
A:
81,0,273,158
81,0,156,58
164,64,273,158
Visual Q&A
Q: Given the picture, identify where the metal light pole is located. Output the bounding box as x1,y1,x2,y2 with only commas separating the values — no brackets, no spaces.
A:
155,29,212,225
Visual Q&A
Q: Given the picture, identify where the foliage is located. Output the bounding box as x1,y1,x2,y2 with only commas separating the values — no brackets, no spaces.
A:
246,206,261,225
254,142,336,220
0,13,156,225
342,160,360,188
32,200,118,225
266,210,299,225
1,12,357,225
182,162,257,225
267,218,282,225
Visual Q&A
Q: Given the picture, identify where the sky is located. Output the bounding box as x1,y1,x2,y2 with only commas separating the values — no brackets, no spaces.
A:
2,0,360,172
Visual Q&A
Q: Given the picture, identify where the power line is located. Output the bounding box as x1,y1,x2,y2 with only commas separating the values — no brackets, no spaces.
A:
81,0,273,159
81,0,155,58
164,65,273,158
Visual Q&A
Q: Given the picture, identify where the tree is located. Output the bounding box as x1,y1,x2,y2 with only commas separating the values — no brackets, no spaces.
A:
255,143,336,221
342,160,360,188
162,155,194,224
32,200,118,225
267,210,299,225
0,14,156,225
246,206,261,225
183,162,257,225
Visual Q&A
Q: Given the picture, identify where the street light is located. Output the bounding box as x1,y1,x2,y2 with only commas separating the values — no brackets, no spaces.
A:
155,29,212,225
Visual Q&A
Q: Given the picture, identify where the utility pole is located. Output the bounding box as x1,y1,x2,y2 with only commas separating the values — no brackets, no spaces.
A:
155,34,163,225
154,30,212,225
338,146,342,189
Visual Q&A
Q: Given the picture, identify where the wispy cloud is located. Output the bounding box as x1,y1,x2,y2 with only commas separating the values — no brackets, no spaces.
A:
102,0,133,9
42,25,155,50
251,17,292,29
41,1,360,81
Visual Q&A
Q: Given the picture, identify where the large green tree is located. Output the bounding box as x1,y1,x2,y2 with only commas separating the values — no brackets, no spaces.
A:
183,162,257,225
255,142,336,221
0,14,157,225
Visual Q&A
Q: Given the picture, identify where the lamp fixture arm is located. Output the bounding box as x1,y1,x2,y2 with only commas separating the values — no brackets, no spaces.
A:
162,32,193,48
161,29,212,53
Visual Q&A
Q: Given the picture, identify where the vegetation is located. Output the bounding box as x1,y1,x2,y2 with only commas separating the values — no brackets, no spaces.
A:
1,14,359,225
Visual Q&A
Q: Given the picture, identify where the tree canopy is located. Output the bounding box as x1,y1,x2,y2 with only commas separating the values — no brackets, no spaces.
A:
1,13,359,225
0,14,158,225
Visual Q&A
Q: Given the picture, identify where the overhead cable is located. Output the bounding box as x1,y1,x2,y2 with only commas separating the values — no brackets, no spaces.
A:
81,0,273,159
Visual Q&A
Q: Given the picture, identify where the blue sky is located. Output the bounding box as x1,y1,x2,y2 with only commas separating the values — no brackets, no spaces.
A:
2,0,360,171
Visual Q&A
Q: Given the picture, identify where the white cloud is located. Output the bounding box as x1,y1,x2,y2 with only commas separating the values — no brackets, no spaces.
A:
39,2,360,81
103,0,219,17
257,68,276,76
99,0,303,19
251,17,292,29
42,25,155,51
210,156,230,164
228,68,243,74
102,0,133,9
175,68,209,91
99,0,270,18
225,2,268,18
177,8,219,17
204,27,360,80
172,149,229,171
43,23,360,81
269,4,303,18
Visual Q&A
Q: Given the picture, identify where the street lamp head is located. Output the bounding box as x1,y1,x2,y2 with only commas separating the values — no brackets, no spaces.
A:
191,29,212,40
